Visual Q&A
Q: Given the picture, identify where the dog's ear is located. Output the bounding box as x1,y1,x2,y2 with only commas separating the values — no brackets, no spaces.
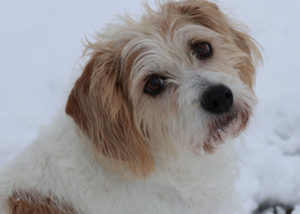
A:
227,27,262,88
169,0,262,88
66,45,153,177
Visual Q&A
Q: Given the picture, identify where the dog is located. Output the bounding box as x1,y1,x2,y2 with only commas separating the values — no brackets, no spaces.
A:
0,0,262,213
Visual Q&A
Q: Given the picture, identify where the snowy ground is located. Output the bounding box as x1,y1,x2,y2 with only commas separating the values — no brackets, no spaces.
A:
0,0,299,213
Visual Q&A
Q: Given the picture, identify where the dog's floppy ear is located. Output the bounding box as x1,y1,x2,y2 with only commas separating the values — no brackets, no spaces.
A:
66,45,153,177
169,0,262,88
227,27,262,88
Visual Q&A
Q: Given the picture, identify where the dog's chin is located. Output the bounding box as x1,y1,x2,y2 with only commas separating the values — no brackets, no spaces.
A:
202,105,251,153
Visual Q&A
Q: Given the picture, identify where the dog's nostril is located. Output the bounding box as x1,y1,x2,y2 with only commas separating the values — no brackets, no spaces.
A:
212,100,219,109
225,91,232,99
201,84,233,114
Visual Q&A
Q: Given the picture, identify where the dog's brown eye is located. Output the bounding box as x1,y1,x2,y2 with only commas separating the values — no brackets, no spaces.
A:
191,41,213,60
144,75,165,96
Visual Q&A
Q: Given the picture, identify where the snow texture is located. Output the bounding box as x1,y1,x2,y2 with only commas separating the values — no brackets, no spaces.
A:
0,0,299,213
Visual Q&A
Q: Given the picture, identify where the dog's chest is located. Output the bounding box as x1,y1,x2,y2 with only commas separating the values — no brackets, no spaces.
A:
78,162,239,214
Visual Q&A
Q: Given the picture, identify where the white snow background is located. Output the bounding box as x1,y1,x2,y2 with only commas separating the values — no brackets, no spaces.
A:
0,0,300,213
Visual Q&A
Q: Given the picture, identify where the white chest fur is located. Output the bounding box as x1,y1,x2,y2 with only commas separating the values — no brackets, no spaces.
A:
0,112,242,214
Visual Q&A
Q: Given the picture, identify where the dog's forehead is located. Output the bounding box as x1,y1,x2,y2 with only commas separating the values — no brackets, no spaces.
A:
114,2,233,80
119,21,222,82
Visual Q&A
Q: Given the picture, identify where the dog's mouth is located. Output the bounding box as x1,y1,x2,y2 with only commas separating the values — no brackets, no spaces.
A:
203,103,251,153
211,111,237,130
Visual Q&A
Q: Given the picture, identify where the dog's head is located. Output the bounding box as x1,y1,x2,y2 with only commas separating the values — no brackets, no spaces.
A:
66,0,262,177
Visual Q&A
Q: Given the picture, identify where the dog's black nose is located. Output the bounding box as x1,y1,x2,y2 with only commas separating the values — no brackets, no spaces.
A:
201,84,233,114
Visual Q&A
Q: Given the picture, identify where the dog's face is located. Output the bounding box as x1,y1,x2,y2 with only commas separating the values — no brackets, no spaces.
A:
66,0,262,177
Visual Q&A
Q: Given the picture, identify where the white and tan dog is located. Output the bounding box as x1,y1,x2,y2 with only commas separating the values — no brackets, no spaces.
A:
0,0,262,213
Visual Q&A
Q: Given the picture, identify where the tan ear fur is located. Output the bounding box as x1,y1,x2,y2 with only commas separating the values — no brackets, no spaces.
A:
229,27,263,88
66,45,153,178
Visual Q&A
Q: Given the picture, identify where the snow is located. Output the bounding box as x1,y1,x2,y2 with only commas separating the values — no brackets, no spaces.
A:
0,0,299,213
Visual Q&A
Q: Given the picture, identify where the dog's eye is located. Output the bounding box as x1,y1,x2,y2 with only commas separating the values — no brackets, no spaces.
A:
191,41,213,60
144,75,165,96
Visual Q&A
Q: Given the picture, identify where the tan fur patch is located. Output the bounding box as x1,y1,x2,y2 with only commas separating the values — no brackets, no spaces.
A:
8,191,76,214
